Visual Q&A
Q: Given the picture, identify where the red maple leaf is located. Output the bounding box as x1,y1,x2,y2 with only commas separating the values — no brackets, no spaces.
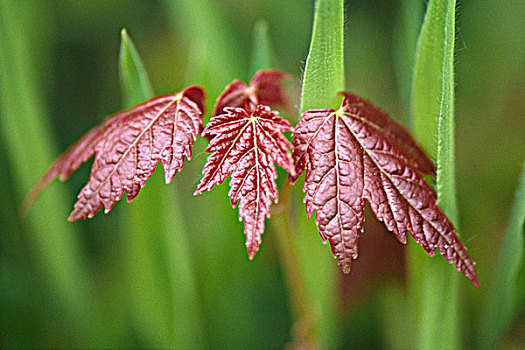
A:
194,105,294,259
291,92,479,287
213,69,290,116
23,86,205,221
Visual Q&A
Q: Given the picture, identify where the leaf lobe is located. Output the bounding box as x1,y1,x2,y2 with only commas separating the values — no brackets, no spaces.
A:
213,69,290,116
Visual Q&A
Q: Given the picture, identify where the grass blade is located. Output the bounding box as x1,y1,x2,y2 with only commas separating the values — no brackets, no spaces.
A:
250,20,273,75
393,0,425,114
119,29,154,106
250,19,318,347
167,0,246,95
166,2,294,348
0,0,96,341
300,0,344,112
378,283,412,350
478,163,525,349
409,1,462,349
293,0,345,347
118,30,205,348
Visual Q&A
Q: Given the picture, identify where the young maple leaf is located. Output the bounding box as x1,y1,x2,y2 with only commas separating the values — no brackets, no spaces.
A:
194,105,294,259
23,86,205,221
213,69,290,116
291,92,479,287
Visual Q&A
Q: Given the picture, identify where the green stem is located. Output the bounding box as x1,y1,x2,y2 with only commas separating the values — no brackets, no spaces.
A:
293,0,345,348
270,184,318,348
249,19,317,347
409,1,461,349
0,1,99,345
478,163,525,349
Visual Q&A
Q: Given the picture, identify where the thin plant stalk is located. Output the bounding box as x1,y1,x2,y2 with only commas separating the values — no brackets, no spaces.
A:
409,1,461,349
0,2,102,346
293,0,345,348
118,29,205,348
478,163,525,349
249,19,318,347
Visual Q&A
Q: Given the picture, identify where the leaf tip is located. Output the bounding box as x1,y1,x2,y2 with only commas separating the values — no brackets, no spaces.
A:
182,85,207,115
340,261,352,275
247,243,259,260
120,28,128,39
67,211,79,222
18,186,41,219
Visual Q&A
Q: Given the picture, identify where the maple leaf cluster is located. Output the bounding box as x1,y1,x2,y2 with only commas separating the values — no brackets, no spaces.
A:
25,69,479,287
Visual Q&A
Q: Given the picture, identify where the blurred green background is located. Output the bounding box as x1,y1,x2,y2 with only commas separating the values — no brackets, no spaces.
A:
1,0,523,348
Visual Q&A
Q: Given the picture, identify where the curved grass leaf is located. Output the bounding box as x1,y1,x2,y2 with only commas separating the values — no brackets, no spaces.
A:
393,0,425,114
167,2,278,348
167,0,245,97
293,0,345,347
409,1,464,349
0,0,96,340
118,30,205,349
251,20,273,75
119,29,154,107
478,163,525,349
300,0,344,112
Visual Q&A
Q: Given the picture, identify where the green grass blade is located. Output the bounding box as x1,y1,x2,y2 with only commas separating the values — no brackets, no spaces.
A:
409,1,461,349
118,30,205,348
119,29,153,107
166,2,294,349
293,0,345,348
250,19,316,347
393,0,425,114
478,163,525,349
250,20,273,75
0,0,93,332
300,0,344,112
378,283,412,350
167,0,246,95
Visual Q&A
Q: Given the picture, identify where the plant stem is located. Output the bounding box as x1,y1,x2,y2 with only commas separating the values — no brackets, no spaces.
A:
248,19,318,348
270,184,317,348
291,0,345,348
0,1,98,344
478,163,525,349
409,0,461,349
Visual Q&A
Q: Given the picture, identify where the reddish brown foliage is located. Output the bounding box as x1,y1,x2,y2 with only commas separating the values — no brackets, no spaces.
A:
24,86,205,221
195,105,294,258
291,92,479,287
24,67,479,288
213,69,290,116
